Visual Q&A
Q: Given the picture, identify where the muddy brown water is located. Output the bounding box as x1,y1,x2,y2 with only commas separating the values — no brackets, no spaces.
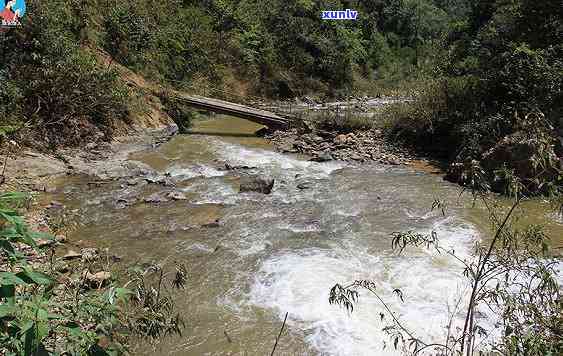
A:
48,116,562,355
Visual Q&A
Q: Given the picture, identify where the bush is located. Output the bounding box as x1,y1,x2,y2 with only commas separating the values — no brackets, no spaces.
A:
103,4,155,67
0,0,131,147
159,93,197,134
0,192,122,354
0,192,187,354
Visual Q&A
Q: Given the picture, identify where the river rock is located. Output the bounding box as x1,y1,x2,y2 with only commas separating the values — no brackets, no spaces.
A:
311,151,333,162
126,178,139,186
144,175,173,186
334,134,348,145
296,180,314,190
144,192,169,204
239,176,275,194
350,154,363,161
312,135,324,143
167,191,188,201
225,163,255,171
202,219,221,228
83,271,111,289
279,143,299,153
47,201,64,210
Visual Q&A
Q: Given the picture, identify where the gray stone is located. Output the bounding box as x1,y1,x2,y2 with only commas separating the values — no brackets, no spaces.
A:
279,143,299,153
167,191,188,201
311,151,333,162
144,193,169,204
297,180,314,190
239,176,275,194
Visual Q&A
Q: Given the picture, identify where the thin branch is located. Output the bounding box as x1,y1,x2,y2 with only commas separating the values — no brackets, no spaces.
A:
460,197,520,355
270,312,288,356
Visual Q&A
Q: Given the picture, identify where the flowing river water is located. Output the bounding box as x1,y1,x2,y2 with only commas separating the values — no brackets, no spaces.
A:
49,117,562,355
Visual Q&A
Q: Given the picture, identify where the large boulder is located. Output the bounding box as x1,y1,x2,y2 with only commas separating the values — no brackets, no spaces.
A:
481,132,560,192
239,176,275,194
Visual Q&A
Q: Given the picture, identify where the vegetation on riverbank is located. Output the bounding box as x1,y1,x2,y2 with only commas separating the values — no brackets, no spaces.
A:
1,0,559,194
0,1,560,354
0,0,460,144
0,192,187,355
384,0,562,195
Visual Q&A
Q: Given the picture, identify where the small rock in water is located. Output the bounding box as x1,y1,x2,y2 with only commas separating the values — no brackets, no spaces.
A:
144,175,167,184
48,201,64,209
202,219,221,228
167,191,188,201
239,176,275,194
311,151,333,162
279,143,299,153
144,193,169,204
297,181,314,190
225,163,255,171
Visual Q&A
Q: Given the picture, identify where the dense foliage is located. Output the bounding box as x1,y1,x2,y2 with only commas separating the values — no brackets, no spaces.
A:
0,0,131,147
1,0,460,146
388,0,562,193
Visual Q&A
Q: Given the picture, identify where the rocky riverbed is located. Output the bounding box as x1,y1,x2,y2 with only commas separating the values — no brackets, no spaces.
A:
266,128,414,165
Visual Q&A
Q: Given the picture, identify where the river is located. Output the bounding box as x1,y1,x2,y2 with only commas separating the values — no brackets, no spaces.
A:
50,116,562,355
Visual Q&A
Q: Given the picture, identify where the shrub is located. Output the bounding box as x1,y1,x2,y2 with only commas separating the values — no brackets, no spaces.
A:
0,192,187,354
0,0,131,147
103,4,155,67
158,93,197,134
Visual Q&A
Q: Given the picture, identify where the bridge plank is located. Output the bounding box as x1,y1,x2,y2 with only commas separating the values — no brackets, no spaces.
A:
172,93,290,130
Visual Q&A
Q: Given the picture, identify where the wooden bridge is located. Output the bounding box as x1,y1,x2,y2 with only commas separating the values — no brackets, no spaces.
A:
169,92,290,131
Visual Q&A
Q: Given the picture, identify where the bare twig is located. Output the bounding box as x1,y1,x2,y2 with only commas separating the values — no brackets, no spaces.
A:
270,312,288,356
